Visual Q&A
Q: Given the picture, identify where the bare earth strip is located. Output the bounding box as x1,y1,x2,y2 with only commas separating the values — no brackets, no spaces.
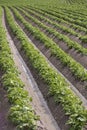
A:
2,11,60,130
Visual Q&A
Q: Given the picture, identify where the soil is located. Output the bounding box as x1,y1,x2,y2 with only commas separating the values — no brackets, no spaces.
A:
4,8,87,130
4,8,72,130
3,10,60,130
17,8,87,68
11,10,87,101
25,7,86,36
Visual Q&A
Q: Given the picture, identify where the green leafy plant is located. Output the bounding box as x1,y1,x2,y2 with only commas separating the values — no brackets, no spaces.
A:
9,105,38,130
11,7,87,81
5,7,87,130
0,6,38,130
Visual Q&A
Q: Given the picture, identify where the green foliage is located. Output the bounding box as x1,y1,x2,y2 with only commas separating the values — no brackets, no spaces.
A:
2,72,24,90
11,7,87,81
80,35,87,43
9,104,38,130
8,87,29,104
0,6,38,130
18,7,85,53
5,7,87,130
0,0,87,129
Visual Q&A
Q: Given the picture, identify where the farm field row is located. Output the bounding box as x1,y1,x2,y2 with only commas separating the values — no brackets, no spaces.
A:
26,7,87,40
28,6,87,34
16,7,87,65
19,7,86,45
11,7,87,98
0,6,39,130
1,1,87,130
1,5,60,130
2,5,87,130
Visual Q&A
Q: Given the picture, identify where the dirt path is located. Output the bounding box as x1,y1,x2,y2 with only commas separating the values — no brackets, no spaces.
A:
2,11,60,130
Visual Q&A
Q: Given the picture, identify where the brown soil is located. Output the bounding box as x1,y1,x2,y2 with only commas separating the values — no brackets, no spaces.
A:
4,8,87,130
4,9,72,130
11,10,87,100
25,7,86,36
17,8,87,68
10,38,71,130
3,10,60,130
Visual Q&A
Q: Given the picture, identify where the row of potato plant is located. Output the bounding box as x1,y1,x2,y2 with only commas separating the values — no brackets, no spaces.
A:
63,11,87,22
0,7,38,130
5,6,87,130
11,7,87,81
59,8,87,18
22,7,80,37
30,6,87,33
52,9,87,23
52,8,87,26
17,7,87,55
38,7,87,30
28,7,87,44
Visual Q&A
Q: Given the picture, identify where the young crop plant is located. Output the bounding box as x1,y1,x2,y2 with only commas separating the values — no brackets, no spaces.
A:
0,6,38,130
11,7,87,81
29,6,87,33
5,7,87,130
17,7,87,55
80,35,87,43
36,8,87,29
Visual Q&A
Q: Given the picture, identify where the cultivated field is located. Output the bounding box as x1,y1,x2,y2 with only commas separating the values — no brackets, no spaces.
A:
0,0,87,130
